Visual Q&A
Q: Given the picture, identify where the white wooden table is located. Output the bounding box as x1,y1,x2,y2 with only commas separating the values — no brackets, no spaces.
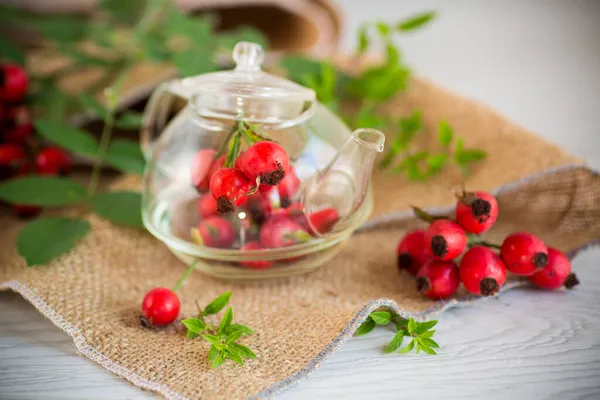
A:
2,1,600,399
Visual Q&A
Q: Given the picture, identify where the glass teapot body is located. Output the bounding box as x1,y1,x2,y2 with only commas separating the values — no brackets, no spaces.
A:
141,42,383,279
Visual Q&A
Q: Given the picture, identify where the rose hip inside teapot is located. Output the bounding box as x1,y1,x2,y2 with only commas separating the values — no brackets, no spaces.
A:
141,42,384,279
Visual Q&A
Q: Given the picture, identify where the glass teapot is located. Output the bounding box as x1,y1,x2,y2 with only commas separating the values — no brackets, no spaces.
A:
141,42,384,280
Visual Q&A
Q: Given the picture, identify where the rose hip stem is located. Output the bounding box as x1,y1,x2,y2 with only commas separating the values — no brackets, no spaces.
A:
468,240,501,250
172,259,199,293
410,205,446,224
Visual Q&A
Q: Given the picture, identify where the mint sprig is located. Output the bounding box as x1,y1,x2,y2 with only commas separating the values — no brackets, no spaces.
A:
356,312,439,356
182,292,256,368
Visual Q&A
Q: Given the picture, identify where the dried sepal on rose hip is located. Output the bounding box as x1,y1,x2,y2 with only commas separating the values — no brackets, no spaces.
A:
417,259,459,299
529,247,579,290
455,190,498,234
500,232,548,276
459,246,507,296
424,219,467,261
396,229,431,275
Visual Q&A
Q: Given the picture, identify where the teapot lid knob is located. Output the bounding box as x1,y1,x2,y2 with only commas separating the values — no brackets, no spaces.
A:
233,42,264,72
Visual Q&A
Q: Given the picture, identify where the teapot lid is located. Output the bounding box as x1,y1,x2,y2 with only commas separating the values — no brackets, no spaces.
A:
183,42,316,127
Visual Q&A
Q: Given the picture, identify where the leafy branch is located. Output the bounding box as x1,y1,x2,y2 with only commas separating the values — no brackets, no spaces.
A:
356,311,439,355
280,11,487,181
182,291,257,368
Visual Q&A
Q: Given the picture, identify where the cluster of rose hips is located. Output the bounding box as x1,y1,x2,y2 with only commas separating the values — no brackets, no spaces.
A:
189,140,339,269
397,190,579,299
0,63,73,217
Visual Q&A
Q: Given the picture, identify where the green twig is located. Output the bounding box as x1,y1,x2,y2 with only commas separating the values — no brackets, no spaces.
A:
173,259,199,292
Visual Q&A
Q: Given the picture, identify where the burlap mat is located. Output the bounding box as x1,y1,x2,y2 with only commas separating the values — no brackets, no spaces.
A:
1,78,599,400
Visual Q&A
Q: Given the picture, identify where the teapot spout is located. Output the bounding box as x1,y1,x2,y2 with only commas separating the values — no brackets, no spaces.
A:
303,128,385,236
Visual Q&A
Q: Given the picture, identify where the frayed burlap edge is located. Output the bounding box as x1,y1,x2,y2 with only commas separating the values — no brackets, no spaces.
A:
2,163,598,400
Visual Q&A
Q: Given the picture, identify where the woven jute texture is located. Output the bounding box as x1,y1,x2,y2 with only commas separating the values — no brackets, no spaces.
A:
1,78,599,400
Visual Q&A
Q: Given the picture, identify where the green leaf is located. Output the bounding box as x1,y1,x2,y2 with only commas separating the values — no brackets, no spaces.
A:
455,148,488,164
416,339,437,355
280,56,323,84
385,42,401,66
379,111,423,168
425,153,448,175
204,291,232,315
242,125,272,143
218,307,233,333
357,24,369,54
182,318,206,334
104,139,145,174
225,134,241,168
60,46,115,67
370,311,392,325
172,48,217,78
186,330,199,339
17,217,91,266
226,329,245,344
0,176,86,206
78,94,108,119
91,191,143,228
36,119,98,157
33,81,70,121
202,334,222,346
347,64,410,101
415,320,438,334
407,318,417,334
36,17,88,42
211,351,226,369
395,318,408,332
208,345,219,361
397,11,437,32
376,21,391,37
420,338,440,349
384,331,405,353
437,121,454,146
226,324,254,336
420,330,436,339
355,318,376,336
100,0,145,24
166,9,213,43
216,26,269,51
115,111,144,129
229,343,257,359
225,348,245,366
0,35,25,65
397,339,415,354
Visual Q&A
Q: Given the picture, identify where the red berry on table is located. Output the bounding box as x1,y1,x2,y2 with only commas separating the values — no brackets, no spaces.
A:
529,247,579,290
500,232,548,276
307,207,339,236
239,241,273,269
396,229,431,275
260,217,309,248
192,216,235,248
417,259,459,299
424,219,467,261
190,149,217,191
455,191,498,234
197,193,218,218
0,63,29,103
459,246,507,296
35,147,73,176
277,166,300,206
141,287,180,326
0,143,28,180
239,141,289,186
209,168,250,213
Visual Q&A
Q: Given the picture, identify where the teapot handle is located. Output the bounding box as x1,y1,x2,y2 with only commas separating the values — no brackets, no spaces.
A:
140,81,178,160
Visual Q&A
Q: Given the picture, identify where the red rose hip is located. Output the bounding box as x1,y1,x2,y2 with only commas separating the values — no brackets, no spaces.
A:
239,141,289,186
417,259,459,299
190,149,217,191
197,193,218,218
0,63,29,103
307,207,339,236
424,219,467,261
529,247,579,290
455,191,498,234
396,229,431,275
260,217,309,248
0,143,28,180
35,147,73,176
277,166,300,206
192,216,235,248
500,232,548,276
239,241,272,269
209,168,250,213
460,246,507,296
141,287,180,326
